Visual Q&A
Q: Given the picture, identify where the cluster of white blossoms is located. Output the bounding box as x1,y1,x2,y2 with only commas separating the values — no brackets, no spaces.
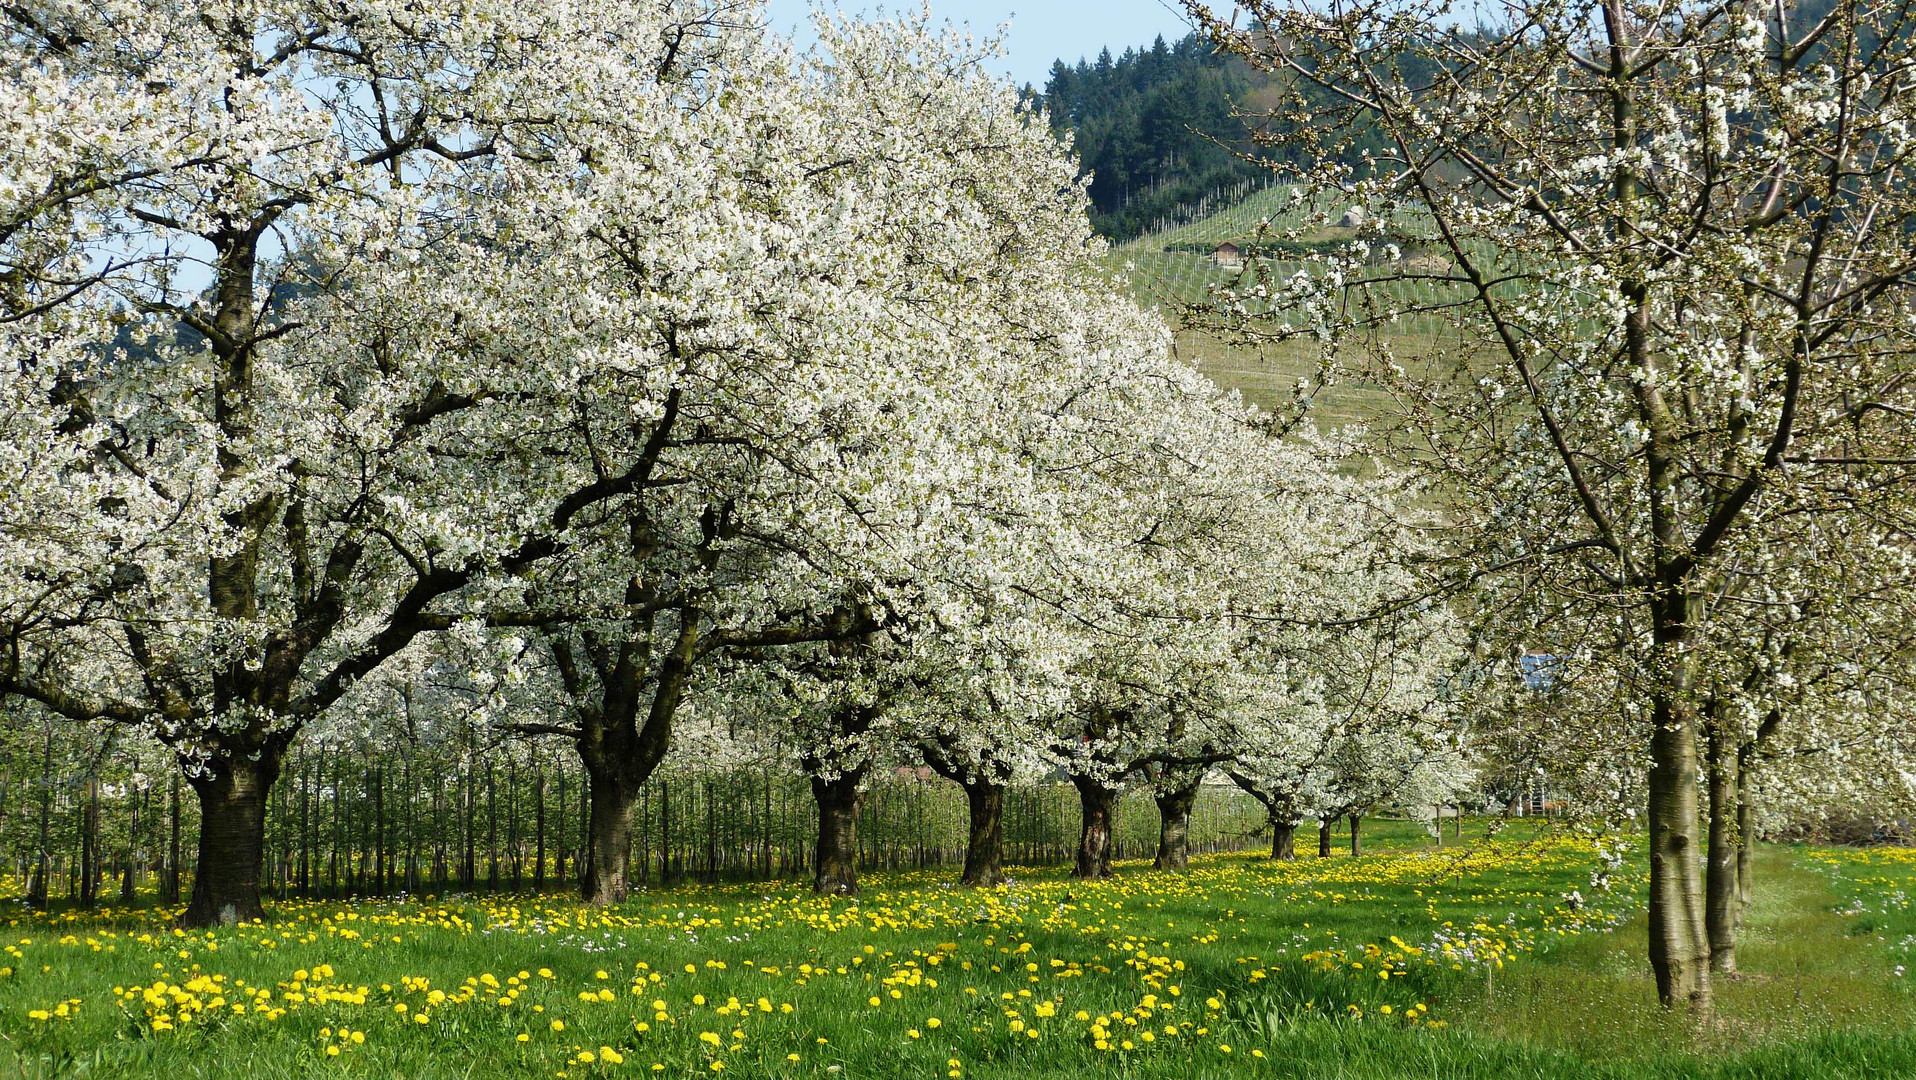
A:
1,1,1457,916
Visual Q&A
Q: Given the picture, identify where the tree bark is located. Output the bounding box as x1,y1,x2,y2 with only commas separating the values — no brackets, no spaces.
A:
163,771,182,905
959,780,1006,887
79,776,99,909
1734,753,1756,926
1644,598,1712,1014
28,725,50,909
533,753,547,892
180,749,282,927
579,767,638,907
373,766,387,896
1704,720,1740,975
1152,779,1201,871
554,769,567,886
1348,814,1362,858
1072,777,1119,880
121,787,140,905
1317,819,1332,857
811,771,865,895
1271,820,1295,861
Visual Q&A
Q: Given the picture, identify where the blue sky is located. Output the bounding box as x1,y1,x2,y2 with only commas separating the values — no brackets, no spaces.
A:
760,1,1199,89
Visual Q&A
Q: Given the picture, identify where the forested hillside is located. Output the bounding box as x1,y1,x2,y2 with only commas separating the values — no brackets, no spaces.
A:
1039,34,1275,240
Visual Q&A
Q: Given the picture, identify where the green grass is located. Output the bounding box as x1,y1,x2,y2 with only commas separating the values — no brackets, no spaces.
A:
1109,184,1481,431
1,821,1911,1078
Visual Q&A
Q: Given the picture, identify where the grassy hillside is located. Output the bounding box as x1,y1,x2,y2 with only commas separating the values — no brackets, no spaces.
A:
1111,186,1451,433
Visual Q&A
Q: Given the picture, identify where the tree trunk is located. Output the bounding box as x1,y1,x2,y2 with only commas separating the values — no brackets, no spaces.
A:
180,749,282,927
163,771,182,905
1317,819,1332,857
78,776,99,909
1348,814,1362,858
554,769,567,886
1704,721,1740,975
1734,751,1756,926
534,755,547,892
121,787,140,904
579,767,638,907
959,780,1006,887
1072,777,1118,880
27,727,51,910
486,759,498,891
296,762,310,898
373,766,387,897
811,772,865,895
1152,780,1200,871
1645,633,1712,1014
1271,819,1295,861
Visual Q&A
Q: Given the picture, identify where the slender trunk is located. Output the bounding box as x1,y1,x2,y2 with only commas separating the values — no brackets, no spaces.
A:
554,769,567,886
579,766,638,907
1271,817,1295,860
403,751,418,893
1071,777,1119,880
486,759,498,891
431,766,445,888
373,766,387,897
296,762,310,898
121,787,139,904
180,749,282,927
1704,720,1740,975
78,775,99,909
578,765,590,882
163,771,181,905
958,780,1006,887
508,753,521,889
1735,748,1756,925
27,728,52,909
1645,607,1712,1013
460,758,474,889
812,771,865,895
1317,818,1332,858
1152,780,1200,871
534,754,547,892
328,752,340,894
1348,814,1362,858
705,779,717,883
659,776,672,882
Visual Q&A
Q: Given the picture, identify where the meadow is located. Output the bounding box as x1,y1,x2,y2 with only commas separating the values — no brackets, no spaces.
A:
4,821,1915,1079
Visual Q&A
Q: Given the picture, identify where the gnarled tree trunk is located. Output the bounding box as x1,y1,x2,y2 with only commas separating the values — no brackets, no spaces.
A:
1271,820,1295,861
1348,814,1362,858
180,748,283,927
1072,777,1119,880
580,767,639,907
1152,779,1201,871
959,780,1006,888
1317,819,1332,857
812,771,865,895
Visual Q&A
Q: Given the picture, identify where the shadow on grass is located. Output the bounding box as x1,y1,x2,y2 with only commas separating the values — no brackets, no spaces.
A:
1453,844,1916,1070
